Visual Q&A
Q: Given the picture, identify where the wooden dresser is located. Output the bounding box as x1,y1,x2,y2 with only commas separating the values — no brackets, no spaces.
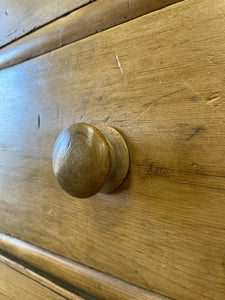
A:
1,1,225,299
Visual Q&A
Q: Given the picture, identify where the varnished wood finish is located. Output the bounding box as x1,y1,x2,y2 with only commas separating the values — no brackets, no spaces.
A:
0,258,85,300
0,0,184,70
99,125,130,193
0,234,168,300
0,254,86,300
0,0,225,299
53,123,111,198
0,0,90,48
53,123,129,197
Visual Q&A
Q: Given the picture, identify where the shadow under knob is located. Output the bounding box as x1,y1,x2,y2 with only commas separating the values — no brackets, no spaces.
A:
52,123,129,198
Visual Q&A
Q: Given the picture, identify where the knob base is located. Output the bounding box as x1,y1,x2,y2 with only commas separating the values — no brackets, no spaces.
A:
99,126,130,193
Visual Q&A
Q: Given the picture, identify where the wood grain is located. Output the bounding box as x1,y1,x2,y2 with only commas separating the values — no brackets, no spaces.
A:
0,0,184,70
52,123,130,197
0,0,225,299
0,254,85,300
0,0,90,48
0,234,168,300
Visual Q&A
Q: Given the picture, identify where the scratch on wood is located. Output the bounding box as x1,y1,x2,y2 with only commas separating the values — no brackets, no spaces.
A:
7,29,18,37
192,163,198,169
100,96,105,103
207,92,220,104
47,209,53,215
80,115,85,121
158,78,161,84
147,88,186,107
105,116,111,124
58,29,63,47
115,54,124,75
128,0,134,9
135,88,186,120
186,127,205,141
58,108,61,120
38,114,40,129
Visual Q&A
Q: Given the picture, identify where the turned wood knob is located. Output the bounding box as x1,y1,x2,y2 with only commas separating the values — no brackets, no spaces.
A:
52,123,130,198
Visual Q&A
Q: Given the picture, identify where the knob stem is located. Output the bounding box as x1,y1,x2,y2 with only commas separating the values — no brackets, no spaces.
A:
99,125,129,193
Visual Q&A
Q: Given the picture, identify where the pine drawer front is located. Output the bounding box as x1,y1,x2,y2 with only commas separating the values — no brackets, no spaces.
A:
0,0,90,47
0,0,225,299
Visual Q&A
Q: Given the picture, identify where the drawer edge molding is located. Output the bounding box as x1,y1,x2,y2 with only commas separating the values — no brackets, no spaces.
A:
0,233,171,300
0,0,91,49
0,254,86,300
0,0,184,70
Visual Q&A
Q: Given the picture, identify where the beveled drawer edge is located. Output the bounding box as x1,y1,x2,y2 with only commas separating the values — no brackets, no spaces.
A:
0,253,86,300
0,233,171,300
0,0,91,49
0,0,184,70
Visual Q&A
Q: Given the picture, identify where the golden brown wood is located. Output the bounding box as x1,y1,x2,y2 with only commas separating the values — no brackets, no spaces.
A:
53,123,130,198
99,125,130,193
0,0,90,48
0,0,184,70
0,256,86,300
0,0,225,299
0,254,86,300
0,234,168,300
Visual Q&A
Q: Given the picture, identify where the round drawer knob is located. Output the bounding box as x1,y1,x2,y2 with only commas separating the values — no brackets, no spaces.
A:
52,123,130,198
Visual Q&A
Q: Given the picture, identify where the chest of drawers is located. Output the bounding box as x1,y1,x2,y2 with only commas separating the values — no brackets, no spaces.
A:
0,1,225,299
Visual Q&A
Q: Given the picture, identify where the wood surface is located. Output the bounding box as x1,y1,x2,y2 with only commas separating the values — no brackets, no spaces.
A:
0,0,184,70
0,0,90,48
0,0,225,299
0,234,168,300
0,254,85,300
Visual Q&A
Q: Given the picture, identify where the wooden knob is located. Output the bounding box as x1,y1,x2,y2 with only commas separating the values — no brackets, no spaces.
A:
52,123,130,198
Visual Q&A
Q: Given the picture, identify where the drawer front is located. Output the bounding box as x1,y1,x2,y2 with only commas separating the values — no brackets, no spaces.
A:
0,255,85,300
0,0,90,47
0,0,225,299
0,0,183,70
